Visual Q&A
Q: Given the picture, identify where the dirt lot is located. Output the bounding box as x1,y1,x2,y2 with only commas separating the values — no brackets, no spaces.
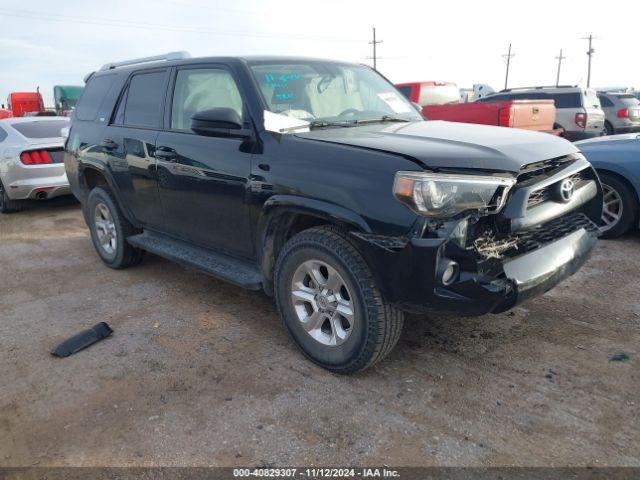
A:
1,198,638,467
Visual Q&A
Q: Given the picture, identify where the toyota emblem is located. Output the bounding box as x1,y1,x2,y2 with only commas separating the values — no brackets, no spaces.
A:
558,178,575,202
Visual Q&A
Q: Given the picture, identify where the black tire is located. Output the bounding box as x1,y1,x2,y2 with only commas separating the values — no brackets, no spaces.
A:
86,187,145,268
275,226,404,374
598,172,638,239
0,179,25,214
604,121,614,136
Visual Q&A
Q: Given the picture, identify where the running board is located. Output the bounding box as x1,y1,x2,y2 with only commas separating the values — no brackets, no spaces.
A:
127,231,262,290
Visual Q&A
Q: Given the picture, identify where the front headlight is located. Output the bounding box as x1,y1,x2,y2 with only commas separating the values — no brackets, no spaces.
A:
393,172,516,218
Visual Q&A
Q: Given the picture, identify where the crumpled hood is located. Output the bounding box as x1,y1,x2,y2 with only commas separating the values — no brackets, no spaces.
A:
294,120,578,173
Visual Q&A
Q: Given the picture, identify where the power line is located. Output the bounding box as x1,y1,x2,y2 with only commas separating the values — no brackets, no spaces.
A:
555,48,566,87
502,43,515,90
0,7,363,43
367,27,383,71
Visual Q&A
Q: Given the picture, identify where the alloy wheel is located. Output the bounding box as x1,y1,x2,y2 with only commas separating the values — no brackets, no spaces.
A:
94,202,117,255
290,259,355,347
601,183,623,232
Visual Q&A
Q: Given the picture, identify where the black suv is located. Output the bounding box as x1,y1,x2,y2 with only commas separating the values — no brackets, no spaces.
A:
65,53,602,373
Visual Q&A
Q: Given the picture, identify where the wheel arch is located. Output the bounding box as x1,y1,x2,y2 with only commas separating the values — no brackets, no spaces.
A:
596,168,640,205
79,163,139,227
257,195,373,296
596,168,640,230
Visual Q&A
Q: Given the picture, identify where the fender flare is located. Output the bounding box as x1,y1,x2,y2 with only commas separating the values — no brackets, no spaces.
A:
78,160,140,228
257,195,373,295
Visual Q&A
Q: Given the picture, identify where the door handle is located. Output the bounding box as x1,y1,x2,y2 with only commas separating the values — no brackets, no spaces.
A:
155,146,177,162
101,139,118,150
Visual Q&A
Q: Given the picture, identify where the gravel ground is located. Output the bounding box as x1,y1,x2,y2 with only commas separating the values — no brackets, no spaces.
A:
1,198,638,467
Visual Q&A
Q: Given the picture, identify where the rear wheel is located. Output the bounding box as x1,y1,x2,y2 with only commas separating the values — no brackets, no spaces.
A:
0,179,25,214
275,226,404,374
598,172,638,239
87,187,145,268
604,121,614,136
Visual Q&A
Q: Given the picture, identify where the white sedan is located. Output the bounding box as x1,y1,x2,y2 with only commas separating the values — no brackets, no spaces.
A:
0,116,71,213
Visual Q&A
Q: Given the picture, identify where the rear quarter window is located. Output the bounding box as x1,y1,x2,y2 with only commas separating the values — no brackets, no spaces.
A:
548,93,582,109
0,126,7,142
598,95,615,107
76,74,117,121
10,120,69,139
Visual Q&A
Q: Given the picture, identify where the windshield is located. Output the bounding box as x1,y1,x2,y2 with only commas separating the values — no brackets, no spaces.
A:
249,61,422,127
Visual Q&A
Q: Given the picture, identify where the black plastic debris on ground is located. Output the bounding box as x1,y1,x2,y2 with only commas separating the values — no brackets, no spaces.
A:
609,352,630,362
51,322,113,358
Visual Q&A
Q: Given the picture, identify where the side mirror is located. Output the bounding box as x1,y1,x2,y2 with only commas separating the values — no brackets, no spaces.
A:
191,108,245,137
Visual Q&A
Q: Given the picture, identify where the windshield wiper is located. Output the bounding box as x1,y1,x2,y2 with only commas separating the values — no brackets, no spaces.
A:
308,120,356,129
355,115,412,125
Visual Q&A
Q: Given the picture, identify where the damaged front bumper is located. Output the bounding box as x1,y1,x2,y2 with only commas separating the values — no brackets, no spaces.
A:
353,154,603,316
354,215,599,316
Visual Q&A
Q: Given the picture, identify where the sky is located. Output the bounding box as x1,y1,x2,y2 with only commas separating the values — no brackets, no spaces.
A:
1,0,638,107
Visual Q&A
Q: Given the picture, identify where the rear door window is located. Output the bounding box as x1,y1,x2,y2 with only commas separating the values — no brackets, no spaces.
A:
122,71,167,128
10,120,69,138
76,74,116,121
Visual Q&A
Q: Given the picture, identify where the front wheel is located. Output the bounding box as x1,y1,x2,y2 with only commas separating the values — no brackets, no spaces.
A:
598,172,638,239
275,226,404,374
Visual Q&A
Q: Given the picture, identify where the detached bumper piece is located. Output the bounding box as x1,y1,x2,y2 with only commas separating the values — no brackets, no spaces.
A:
51,322,113,358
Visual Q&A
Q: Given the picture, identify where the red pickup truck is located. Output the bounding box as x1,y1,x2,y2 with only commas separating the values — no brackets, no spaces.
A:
395,81,561,134
6,91,46,117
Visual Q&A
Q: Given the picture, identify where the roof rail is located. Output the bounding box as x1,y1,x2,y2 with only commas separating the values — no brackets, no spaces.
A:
99,51,191,71
500,85,577,92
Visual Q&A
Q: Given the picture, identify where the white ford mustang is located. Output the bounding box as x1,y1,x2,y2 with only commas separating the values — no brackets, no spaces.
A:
0,116,71,213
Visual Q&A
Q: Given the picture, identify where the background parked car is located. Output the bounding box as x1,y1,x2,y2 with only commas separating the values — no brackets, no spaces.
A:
480,86,605,141
596,91,640,135
0,116,70,213
577,134,640,238
396,80,560,134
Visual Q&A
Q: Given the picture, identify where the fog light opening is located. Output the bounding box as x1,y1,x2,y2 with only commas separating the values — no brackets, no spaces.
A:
439,259,459,286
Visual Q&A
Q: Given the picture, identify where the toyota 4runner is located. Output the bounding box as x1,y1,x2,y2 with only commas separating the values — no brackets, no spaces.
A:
65,53,603,373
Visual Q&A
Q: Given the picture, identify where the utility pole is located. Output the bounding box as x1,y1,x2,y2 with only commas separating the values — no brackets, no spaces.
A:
582,34,596,87
368,27,383,71
502,43,515,90
555,49,566,87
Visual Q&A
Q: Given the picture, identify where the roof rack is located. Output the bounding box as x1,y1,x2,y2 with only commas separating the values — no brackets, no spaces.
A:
99,51,191,71
500,85,577,92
